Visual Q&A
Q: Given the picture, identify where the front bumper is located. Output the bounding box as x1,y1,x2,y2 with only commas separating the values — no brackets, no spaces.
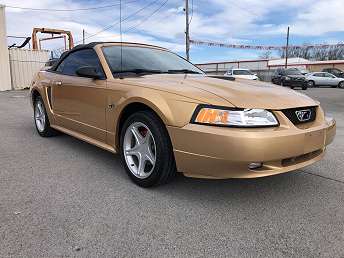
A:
167,112,336,179
283,80,306,87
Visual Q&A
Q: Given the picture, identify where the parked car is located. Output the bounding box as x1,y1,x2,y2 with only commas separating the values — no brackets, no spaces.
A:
225,69,259,80
306,72,344,88
271,68,307,90
322,68,344,78
30,42,336,187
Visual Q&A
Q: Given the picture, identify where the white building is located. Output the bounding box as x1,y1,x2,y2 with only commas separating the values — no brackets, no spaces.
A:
0,5,11,91
0,5,50,91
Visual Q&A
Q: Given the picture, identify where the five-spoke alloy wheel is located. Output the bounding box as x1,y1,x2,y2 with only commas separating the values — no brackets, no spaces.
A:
120,111,176,187
33,96,57,137
35,99,46,133
123,122,157,179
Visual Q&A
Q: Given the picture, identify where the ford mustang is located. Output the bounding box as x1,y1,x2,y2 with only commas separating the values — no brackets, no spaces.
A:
30,42,336,187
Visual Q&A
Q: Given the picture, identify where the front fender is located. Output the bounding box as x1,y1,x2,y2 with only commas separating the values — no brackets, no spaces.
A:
107,87,200,149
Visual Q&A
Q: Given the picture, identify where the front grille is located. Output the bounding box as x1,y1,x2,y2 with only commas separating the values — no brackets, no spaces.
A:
282,106,317,125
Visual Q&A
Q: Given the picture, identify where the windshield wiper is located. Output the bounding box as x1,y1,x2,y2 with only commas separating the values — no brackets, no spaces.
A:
114,69,164,75
167,69,202,74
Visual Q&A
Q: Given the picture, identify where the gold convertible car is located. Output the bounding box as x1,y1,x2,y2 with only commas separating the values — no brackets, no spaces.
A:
30,42,336,187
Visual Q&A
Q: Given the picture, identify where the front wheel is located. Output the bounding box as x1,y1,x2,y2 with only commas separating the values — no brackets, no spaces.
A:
307,80,315,87
338,82,344,89
120,111,176,187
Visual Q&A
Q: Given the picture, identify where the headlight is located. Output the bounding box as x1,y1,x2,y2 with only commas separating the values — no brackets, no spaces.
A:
285,76,291,80
191,105,279,127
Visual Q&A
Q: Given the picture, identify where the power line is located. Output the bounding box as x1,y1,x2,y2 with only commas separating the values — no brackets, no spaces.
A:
125,0,169,33
229,1,260,18
4,0,139,12
188,0,193,25
81,0,160,42
52,0,161,52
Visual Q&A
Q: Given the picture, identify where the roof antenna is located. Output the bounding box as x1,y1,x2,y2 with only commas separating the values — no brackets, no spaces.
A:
119,0,123,79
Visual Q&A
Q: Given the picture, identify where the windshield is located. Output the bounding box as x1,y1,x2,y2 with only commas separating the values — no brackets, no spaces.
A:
285,69,302,75
233,70,253,75
102,46,203,75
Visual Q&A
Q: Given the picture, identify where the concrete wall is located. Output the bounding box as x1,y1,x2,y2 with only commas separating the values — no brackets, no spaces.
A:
0,5,11,91
9,48,50,90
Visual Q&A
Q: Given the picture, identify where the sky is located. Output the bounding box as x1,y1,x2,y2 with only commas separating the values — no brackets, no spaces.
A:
2,0,344,63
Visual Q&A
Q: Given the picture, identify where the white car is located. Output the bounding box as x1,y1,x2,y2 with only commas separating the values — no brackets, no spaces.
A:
225,69,259,80
306,72,344,88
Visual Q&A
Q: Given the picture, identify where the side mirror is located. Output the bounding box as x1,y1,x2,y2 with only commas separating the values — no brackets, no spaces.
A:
76,66,102,79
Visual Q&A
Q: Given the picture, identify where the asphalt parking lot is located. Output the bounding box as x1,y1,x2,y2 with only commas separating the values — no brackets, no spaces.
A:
0,88,343,257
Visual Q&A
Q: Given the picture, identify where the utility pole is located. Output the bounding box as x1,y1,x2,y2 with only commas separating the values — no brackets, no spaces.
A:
185,0,190,61
82,29,85,44
285,26,290,68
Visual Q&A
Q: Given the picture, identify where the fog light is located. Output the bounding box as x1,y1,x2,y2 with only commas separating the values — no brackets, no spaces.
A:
248,162,263,170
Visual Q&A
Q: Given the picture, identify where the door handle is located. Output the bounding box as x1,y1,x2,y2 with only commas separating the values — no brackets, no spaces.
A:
54,81,62,86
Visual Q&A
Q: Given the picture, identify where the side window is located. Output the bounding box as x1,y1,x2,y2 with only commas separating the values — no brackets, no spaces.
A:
56,49,104,78
56,59,66,73
314,73,323,77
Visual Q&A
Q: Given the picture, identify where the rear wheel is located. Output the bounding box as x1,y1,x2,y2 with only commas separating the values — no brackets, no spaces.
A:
120,111,176,187
34,96,58,137
338,82,344,89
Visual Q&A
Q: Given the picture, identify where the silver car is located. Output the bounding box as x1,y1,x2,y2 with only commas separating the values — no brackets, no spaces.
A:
306,72,344,88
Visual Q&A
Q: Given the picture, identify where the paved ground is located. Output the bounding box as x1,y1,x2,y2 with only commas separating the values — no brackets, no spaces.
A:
0,88,343,257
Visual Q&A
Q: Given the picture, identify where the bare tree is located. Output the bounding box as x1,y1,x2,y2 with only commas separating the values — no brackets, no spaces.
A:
259,51,273,59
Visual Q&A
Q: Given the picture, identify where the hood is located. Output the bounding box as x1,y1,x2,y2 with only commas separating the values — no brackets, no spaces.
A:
115,74,318,109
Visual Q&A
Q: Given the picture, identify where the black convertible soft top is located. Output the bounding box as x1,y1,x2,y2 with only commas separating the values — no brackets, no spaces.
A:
50,42,167,71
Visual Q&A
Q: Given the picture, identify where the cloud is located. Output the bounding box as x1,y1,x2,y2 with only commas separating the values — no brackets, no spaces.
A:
3,0,344,62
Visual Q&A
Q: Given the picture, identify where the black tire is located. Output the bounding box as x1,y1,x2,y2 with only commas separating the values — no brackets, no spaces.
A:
33,96,58,137
307,80,315,87
338,82,344,89
290,86,295,89
120,110,176,187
